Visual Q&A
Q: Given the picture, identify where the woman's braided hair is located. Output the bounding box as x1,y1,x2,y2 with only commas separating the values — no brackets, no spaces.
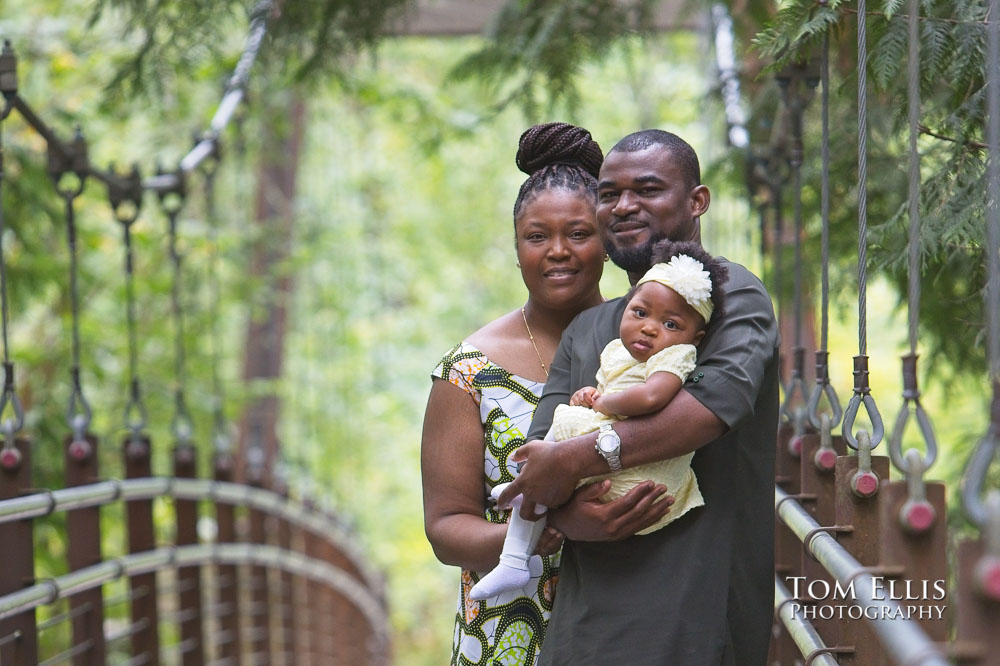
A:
513,122,604,221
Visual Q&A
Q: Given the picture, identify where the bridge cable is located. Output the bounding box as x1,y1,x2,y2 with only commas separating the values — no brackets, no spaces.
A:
202,143,231,455
807,24,843,434
961,0,1000,531
887,0,939,532
108,165,147,445
842,0,885,451
159,173,192,445
0,46,24,468
778,59,817,447
52,128,92,446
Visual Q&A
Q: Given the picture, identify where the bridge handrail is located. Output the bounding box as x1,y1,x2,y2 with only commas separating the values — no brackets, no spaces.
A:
0,542,388,648
0,477,383,596
775,486,949,666
773,575,838,666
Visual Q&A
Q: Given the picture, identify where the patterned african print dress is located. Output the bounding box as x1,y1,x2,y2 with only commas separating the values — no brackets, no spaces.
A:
432,342,559,666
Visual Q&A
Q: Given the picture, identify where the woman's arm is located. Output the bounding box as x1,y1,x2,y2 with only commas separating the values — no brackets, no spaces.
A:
592,371,682,418
421,378,507,572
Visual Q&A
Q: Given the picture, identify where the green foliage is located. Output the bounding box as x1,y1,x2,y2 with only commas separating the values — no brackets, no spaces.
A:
751,0,994,379
88,0,413,101
448,0,660,115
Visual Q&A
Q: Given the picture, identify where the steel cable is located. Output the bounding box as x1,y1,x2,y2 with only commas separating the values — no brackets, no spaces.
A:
808,28,843,431
842,0,885,450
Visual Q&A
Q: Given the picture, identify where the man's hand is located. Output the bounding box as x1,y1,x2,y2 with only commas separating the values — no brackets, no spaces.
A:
569,386,600,407
548,479,674,541
497,440,581,519
533,526,565,557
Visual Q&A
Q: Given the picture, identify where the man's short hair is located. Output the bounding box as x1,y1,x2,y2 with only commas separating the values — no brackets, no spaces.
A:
609,129,701,190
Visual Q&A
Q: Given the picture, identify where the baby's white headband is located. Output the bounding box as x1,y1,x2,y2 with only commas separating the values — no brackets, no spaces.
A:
636,254,714,323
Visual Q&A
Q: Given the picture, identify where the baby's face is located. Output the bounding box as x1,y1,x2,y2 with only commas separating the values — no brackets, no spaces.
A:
619,282,706,362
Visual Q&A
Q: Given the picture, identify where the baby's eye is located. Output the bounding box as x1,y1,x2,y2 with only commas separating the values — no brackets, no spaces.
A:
633,307,647,318
664,320,678,329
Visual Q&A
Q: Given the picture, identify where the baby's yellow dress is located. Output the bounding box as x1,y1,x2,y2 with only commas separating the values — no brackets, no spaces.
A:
551,339,704,534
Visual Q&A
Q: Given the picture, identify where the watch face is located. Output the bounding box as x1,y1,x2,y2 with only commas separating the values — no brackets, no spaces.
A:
598,433,618,454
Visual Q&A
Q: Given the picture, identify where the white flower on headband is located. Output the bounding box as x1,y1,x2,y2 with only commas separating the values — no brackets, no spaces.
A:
665,254,712,303
637,254,714,322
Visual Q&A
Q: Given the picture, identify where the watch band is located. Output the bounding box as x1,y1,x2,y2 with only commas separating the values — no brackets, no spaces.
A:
596,423,623,472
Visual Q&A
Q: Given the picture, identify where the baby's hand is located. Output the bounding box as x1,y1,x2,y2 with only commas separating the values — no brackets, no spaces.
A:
570,386,600,407
591,395,613,415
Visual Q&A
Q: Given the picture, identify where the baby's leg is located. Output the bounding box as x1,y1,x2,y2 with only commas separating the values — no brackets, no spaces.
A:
468,483,547,600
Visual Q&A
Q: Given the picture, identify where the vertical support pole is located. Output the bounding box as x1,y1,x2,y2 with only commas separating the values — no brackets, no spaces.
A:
319,531,354,663
124,435,160,666
304,501,324,666
174,443,204,665
953,538,1000,664
834,453,890,666
274,482,296,665
798,432,847,649
64,432,106,665
878,480,949,640
246,479,271,663
0,437,37,665
214,453,241,665
772,421,802,663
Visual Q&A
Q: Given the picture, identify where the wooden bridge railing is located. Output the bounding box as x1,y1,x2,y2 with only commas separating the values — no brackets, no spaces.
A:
0,442,390,665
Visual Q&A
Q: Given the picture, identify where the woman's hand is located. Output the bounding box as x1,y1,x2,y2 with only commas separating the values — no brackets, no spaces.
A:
570,386,600,407
533,526,565,557
548,479,674,542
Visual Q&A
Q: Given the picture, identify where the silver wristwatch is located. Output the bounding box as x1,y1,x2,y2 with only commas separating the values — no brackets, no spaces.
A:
595,423,622,472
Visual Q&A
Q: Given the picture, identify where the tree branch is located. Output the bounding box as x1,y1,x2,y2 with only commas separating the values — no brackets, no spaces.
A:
917,124,987,150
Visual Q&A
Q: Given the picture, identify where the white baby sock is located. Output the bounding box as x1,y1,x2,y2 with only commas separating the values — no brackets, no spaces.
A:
468,483,547,601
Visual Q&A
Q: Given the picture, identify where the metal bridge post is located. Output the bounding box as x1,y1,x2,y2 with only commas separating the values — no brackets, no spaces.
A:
834,452,891,665
0,436,38,665
213,453,242,665
64,432,107,665
173,443,204,665
124,435,161,665
878,479,949,641
274,480,297,665
772,421,804,664
303,500,324,665
798,432,847,650
246,475,272,663
953,538,1000,664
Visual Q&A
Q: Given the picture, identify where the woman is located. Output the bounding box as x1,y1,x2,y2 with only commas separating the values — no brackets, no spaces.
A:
421,122,608,665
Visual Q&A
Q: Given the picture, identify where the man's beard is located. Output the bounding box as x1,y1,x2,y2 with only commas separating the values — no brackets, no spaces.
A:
604,231,667,275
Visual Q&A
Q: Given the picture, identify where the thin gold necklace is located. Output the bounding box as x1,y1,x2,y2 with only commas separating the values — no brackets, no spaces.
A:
521,307,549,378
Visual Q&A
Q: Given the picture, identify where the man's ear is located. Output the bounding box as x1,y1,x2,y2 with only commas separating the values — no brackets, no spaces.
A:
690,184,711,218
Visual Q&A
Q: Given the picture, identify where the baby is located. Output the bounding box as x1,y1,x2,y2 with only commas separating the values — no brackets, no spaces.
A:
470,240,728,601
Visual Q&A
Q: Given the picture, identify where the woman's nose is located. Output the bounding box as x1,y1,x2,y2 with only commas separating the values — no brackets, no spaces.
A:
548,236,570,258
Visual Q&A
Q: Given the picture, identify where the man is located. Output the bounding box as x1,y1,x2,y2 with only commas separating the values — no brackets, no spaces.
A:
499,130,779,664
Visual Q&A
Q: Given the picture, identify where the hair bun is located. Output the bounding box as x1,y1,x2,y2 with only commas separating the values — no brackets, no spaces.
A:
515,122,603,179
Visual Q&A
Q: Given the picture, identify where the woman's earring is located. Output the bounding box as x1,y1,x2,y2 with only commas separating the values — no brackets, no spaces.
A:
517,262,521,268
603,255,610,263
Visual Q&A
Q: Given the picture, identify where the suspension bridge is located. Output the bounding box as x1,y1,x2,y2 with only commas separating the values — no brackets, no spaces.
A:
0,1,997,665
